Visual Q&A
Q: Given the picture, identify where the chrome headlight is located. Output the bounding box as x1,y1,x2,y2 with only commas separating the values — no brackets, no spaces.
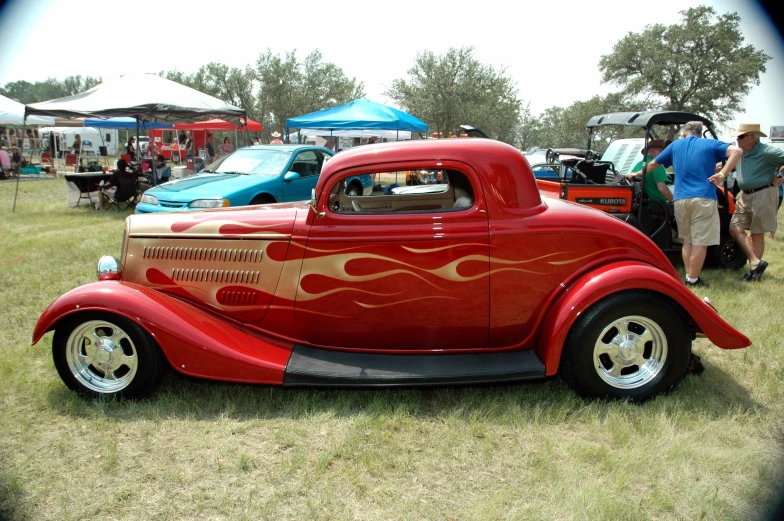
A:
97,255,122,281
189,199,230,208
140,194,158,205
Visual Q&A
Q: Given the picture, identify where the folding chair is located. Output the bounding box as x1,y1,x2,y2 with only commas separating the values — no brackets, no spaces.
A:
103,171,141,212
64,154,78,172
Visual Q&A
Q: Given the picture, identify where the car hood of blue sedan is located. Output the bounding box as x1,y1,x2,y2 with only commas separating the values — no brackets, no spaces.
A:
146,173,277,202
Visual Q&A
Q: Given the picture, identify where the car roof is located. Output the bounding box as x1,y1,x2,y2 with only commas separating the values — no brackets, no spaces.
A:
241,144,333,153
586,111,714,130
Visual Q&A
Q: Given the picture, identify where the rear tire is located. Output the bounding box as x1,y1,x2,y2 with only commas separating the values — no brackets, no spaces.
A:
346,182,362,197
707,233,746,270
52,312,166,399
560,292,692,401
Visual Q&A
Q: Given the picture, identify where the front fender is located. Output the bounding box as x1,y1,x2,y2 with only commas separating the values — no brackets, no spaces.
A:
535,261,751,376
34,281,293,384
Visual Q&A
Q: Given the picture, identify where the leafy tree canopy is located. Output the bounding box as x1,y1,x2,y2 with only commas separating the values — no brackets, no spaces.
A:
256,49,365,138
385,47,521,143
598,5,770,127
520,94,645,152
0,75,102,104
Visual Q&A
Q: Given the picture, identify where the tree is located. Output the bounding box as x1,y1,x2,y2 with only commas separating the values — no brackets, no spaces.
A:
524,94,644,152
1,75,102,104
385,47,521,143
163,65,257,118
599,5,770,127
256,49,364,139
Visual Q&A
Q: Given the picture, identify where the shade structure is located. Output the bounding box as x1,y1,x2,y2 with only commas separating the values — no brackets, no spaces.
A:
299,128,412,140
0,94,54,126
286,99,428,133
174,118,262,132
24,73,246,124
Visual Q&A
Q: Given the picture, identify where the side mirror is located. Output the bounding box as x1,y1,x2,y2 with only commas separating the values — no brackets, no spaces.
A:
284,171,301,182
310,188,317,211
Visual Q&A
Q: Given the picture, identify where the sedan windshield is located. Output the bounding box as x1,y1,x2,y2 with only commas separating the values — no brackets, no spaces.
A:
210,149,293,177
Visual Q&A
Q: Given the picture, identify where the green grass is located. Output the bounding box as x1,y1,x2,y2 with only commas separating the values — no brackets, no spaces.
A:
1,178,783,520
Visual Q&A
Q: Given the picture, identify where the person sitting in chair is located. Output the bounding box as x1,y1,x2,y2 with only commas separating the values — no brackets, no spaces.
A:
626,140,673,207
101,158,143,208
154,154,171,184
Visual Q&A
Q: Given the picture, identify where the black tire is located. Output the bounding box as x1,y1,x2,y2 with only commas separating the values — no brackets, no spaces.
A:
560,292,692,401
345,182,362,197
52,312,167,399
250,194,276,205
707,233,746,270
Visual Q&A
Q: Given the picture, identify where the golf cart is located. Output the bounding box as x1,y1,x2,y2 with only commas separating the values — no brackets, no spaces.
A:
533,111,744,270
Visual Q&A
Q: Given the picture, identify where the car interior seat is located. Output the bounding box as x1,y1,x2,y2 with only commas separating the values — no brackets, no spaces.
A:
451,172,474,209
576,160,609,184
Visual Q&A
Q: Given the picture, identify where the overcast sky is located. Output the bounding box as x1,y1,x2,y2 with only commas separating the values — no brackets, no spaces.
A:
0,0,781,140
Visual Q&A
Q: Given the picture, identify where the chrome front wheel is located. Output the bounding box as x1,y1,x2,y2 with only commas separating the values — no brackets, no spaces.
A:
53,312,166,399
65,320,139,394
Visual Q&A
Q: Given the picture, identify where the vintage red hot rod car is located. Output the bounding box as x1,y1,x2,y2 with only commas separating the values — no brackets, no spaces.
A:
33,138,750,401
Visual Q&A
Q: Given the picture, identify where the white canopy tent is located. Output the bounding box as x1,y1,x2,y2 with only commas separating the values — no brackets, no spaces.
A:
13,74,249,212
0,94,54,126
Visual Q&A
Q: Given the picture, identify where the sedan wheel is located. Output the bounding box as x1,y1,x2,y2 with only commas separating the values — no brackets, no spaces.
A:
560,292,692,401
53,313,166,399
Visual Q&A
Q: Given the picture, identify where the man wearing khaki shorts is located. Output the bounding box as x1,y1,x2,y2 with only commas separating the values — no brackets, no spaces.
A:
633,121,741,287
729,124,784,282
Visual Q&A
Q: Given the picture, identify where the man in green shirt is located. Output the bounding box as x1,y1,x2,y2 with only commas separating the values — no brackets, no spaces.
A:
728,123,784,281
625,140,672,206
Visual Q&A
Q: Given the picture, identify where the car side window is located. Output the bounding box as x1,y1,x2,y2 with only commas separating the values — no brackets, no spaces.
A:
290,150,321,178
329,169,474,213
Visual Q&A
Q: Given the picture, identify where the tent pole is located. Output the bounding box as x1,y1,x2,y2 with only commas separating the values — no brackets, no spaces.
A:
244,111,251,146
12,117,28,213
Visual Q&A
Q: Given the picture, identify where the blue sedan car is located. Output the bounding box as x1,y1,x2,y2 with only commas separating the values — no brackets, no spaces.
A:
135,145,372,214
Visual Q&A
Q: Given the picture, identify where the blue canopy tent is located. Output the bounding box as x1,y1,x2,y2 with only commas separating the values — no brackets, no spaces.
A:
84,117,174,129
285,99,428,147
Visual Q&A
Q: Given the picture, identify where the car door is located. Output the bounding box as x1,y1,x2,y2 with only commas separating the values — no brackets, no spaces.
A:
282,149,325,202
297,164,490,351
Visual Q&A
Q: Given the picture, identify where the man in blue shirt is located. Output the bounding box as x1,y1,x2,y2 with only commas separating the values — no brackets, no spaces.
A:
634,121,741,288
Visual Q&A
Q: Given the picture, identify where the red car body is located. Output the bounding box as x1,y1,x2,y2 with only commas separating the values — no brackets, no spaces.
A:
34,138,750,400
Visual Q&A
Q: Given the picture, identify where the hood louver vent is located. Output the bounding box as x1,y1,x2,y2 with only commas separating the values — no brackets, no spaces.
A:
217,290,259,306
143,246,263,263
171,269,261,285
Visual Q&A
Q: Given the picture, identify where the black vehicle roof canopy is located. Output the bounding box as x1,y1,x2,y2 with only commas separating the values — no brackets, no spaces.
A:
586,111,714,131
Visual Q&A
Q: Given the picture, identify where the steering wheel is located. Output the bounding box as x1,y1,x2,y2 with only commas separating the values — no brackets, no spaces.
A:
545,148,556,164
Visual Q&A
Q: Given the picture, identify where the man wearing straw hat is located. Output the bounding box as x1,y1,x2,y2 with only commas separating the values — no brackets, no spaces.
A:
270,131,283,145
728,123,784,282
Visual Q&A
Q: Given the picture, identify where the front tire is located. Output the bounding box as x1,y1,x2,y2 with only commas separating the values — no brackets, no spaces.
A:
560,292,692,401
52,312,166,399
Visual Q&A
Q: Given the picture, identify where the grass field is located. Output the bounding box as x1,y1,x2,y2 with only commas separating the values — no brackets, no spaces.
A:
1,177,782,521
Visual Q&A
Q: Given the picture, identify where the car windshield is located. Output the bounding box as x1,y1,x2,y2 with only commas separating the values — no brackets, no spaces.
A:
209,149,293,177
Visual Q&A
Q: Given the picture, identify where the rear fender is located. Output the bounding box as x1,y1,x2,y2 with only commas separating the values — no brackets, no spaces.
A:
33,281,293,384
536,261,750,376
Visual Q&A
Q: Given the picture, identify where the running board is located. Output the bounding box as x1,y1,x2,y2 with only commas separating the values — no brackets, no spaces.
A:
283,345,546,387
